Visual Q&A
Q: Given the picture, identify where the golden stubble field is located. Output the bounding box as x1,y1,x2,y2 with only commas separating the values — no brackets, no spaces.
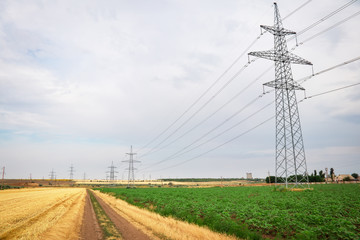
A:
1,187,241,240
0,188,86,240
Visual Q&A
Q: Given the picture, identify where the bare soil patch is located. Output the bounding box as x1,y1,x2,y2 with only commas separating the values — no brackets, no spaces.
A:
80,190,150,240
80,191,103,240
92,191,151,240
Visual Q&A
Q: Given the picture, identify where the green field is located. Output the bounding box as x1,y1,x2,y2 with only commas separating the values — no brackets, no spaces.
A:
97,184,360,239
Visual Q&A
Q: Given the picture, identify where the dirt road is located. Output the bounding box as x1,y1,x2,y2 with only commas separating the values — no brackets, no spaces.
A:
80,190,151,240
80,191,103,240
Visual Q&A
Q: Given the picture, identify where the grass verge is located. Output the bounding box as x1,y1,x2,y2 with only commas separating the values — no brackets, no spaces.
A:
88,190,122,240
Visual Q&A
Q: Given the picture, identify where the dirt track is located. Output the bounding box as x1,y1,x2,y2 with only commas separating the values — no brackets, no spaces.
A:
80,192,103,240
80,190,150,240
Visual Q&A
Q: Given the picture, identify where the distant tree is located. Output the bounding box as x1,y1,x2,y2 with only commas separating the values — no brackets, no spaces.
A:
265,176,276,183
343,176,351,182
330,168,335,181
307,170,325,182
351,173,359,180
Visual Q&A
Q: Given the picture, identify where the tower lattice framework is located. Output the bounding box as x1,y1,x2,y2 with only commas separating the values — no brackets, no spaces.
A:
122,146,140,188
249,3,311,188
107,161,118,181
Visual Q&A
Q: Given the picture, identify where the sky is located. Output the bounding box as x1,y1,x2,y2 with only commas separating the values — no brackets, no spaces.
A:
0,0,359,180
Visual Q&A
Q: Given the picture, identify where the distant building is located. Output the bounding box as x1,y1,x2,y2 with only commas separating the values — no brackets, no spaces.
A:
246,173,253,179
326,174,356,182
337,174,355,181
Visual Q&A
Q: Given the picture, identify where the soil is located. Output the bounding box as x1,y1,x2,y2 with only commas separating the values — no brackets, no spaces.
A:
80,191,103,240
80,190,151,240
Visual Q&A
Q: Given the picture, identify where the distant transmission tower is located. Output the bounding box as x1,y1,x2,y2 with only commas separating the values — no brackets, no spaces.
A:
69,164,75,180
249,3,311,188
49,169,56,184
122,146,140,188
107,161,118,181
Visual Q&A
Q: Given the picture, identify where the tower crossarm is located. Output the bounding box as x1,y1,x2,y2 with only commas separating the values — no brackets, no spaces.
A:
263,79,305,90
122,160,141,163
249,50,312,65
260,25,296,36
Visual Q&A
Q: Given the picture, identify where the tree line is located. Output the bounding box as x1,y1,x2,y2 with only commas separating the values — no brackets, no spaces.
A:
266,169,359,183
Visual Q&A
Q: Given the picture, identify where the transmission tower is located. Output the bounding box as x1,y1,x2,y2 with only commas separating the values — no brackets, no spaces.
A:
249,3,311,188
49,169,56,184
122,146,140,188
69,164,75,180
107,161,118,181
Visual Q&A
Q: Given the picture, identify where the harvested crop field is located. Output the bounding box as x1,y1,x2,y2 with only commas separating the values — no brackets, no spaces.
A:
1,187,235,240
0,188,86,240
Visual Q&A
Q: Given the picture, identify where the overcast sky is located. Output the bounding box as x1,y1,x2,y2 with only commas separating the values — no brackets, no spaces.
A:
0,0,359,180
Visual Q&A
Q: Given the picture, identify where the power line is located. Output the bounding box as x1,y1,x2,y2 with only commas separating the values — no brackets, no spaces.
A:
150,58,360,171
143,10,352,158
286,0,358,47
160,100,274,165
141,47,359,174
300,82,360,101
141,64,273,158
153,115,274,172
297,10,360,46
140,37,359,164
297,56,360,84
140,4,356,157
139,60,255,158
138,36,262,154
283,0,313,21
297,0,357,36
138,2,359,173
137,1,312,155
140,96,274,171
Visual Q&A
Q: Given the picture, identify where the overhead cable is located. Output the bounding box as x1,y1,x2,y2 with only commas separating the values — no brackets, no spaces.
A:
140,96,274,171
137,1,313,155
298,10,360,45
283,0,313,21
297,56,360,84
152,115,275,172
297,0,357,36
300,82,360,102
139,59,255,158
144,11,359,157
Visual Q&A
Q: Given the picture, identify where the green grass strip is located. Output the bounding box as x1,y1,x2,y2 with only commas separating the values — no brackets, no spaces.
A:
88,190,122,240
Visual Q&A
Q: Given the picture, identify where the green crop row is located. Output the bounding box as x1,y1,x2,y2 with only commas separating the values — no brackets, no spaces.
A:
96,184,360,239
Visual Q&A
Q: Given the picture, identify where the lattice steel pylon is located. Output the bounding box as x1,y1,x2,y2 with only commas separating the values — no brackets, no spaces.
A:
69,164,75,180
122,146,140,188
249,3,311,188
107,161,118,181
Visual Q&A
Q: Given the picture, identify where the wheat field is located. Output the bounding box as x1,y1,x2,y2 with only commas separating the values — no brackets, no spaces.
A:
0,188,86,240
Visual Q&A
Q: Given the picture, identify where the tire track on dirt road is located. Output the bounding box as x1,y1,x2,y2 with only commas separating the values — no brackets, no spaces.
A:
80,190,103,240
82,190,151,240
